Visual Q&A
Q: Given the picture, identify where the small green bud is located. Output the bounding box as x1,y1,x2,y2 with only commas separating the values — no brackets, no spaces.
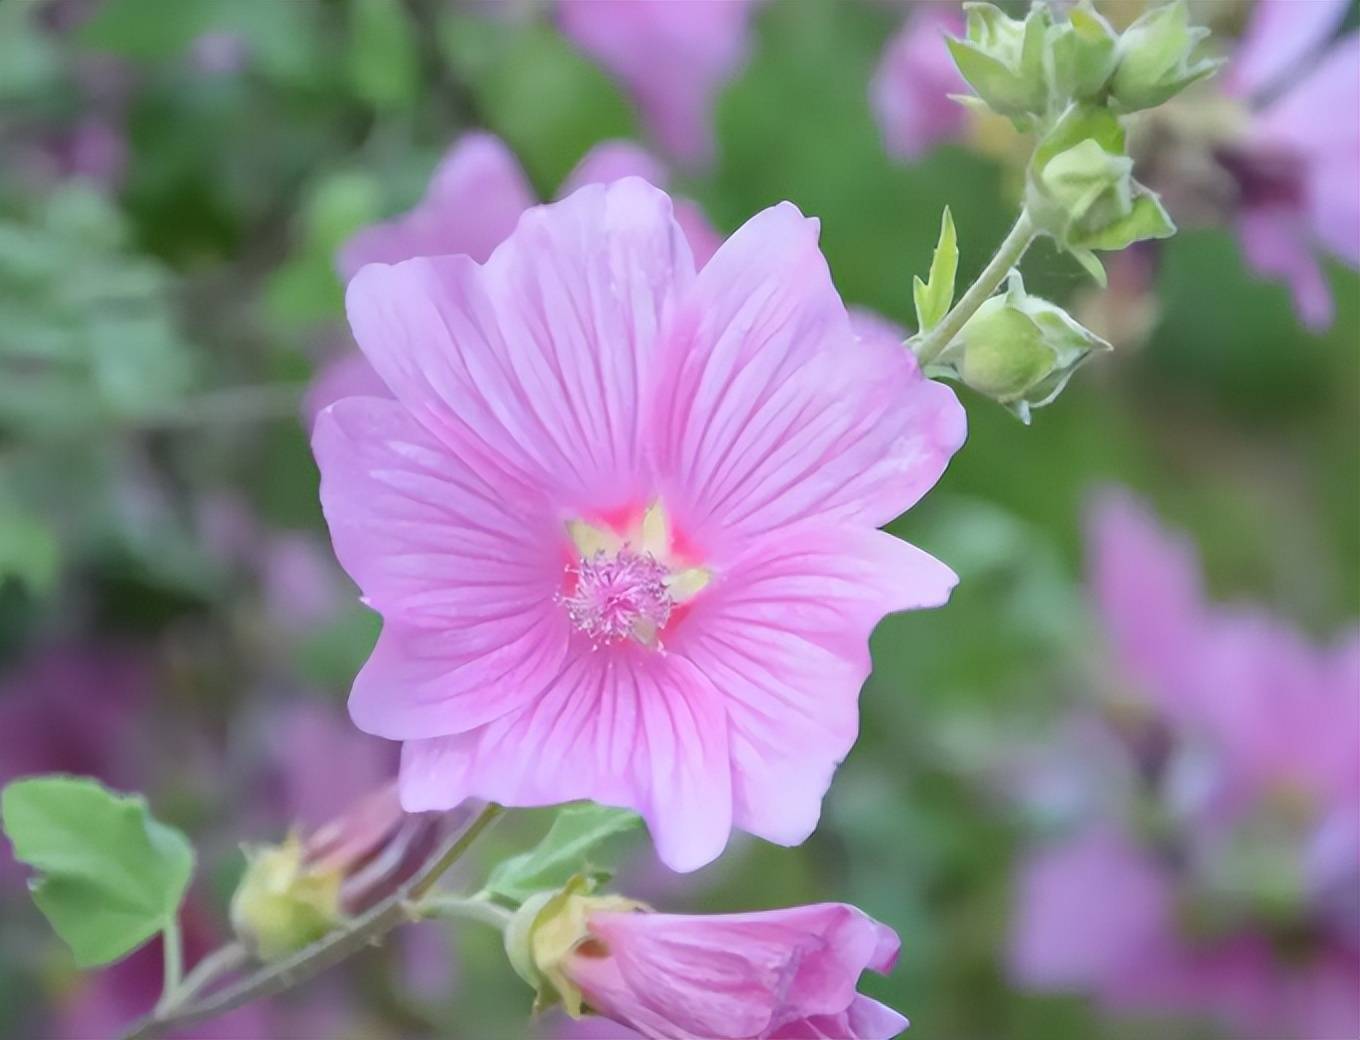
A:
1046,2,1118,103
1026,104,1176,257
947,2,1052,121
1109,0,1222,113
933,271,1111,422
229,836,343,961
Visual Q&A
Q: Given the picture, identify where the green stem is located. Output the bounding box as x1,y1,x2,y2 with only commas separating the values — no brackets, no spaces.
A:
122,802,504,1040
419,893,514,931
155,917,182,1015
913,209,1038,367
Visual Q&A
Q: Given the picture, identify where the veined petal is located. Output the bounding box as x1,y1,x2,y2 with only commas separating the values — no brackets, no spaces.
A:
672,524,956,846
399,652,731,873
345,179,695,508
652,202,964,553
1226,0,1351,102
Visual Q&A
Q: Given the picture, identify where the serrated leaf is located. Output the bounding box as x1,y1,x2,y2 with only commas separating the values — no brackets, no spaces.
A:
2,776,194,967
914,208,959,333
486,803,641,904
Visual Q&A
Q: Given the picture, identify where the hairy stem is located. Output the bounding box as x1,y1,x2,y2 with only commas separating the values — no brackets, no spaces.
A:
154,918,182,1015
912,209,1038,367
122,802,504,1040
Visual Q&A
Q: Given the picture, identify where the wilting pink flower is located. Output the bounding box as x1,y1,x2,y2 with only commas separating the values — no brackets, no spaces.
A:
313,178,964,870
559,903,907,1039
870,4,968,161
1221,0,1359,330
307,133,721,425
558,0,760,167
1008,490,1360,1039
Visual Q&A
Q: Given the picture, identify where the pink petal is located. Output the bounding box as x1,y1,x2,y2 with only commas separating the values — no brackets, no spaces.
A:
400,652,732,873
579,903,899,1038
1085,488,1207,719
870,5,968,161
1226,0,1350,101
672,525,955,846
652,202,965,551
773,996,909,1039
1008,827,1174,993
558,0,757,167
336,132,534,280
344,178,695,509
1236,205,1334,330
313,397,570,739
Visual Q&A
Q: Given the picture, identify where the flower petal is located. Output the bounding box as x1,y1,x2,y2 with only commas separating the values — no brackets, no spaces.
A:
313,398,570,739
673,525,956,846
336,132,534,280
1226,0,1351,101
399,652,732,872
345,178,695,508
652,202,964,551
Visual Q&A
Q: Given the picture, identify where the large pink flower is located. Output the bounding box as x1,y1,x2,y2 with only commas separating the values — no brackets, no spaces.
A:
557,0,760,167
313,178,964,871
1223,0,1359,330
561,903,906,1039
870,4,968,162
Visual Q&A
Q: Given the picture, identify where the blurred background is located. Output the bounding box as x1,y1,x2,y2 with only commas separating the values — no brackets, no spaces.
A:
1,0,1356,1037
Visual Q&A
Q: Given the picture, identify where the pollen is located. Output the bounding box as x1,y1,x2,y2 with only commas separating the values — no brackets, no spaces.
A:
562,549,674,647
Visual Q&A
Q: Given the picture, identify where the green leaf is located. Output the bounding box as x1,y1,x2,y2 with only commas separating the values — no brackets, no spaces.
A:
76,0,218,61
914,208,959,333
348,0,420,111
2,776,194,967
486,803,641,904
0,511,60,595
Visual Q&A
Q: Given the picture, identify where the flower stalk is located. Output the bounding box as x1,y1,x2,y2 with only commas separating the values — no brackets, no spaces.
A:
121,802,504,1040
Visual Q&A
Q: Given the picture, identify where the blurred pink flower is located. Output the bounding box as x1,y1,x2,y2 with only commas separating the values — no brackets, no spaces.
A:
306,133,722,426
1222,0,1359,330
1008,490,1360,1038
313,178,964,871
560,903,906,1039
557,0,760,167
870,4,968,161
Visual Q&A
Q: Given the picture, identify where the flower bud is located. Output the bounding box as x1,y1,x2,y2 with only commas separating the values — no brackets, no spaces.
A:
229,835,343,961
1109,0,1221,113
934,271,1111,422
504,875,645,1015
947,2,1051,121
1027,105,1176,256
1046,3,1118,104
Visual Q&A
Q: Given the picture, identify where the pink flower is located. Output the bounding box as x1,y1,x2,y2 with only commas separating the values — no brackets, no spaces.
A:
559,903,906,1039
557,0,760,167
1222,0,1359,330
307,133,721,425
313,178,964,871
1008,490,1360,1038
870,4,968,161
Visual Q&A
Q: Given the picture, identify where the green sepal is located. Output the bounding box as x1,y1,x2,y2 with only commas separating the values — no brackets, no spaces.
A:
913,207,959,333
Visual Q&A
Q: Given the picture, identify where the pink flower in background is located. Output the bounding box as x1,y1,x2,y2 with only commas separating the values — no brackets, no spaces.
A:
306,133,722,425
1221,0,1359,330
313,178,964,871
1008,490,1360,1039
559,903,906,1039
871,4,968,161
558,0,760,167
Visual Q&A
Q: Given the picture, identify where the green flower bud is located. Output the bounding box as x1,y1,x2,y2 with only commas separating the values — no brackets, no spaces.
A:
1046,2,1118,103
1109,0,1222,113
947,2,1052,121
934,271,1111,422
503,875,646,1015
1027,104,1176,256
229,836,343,960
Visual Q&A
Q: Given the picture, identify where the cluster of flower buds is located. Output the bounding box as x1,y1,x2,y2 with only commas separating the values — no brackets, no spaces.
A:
230,784,448,959
915,0,1219,420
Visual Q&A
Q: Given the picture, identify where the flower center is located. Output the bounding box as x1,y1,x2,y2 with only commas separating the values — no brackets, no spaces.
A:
562,548,673,647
